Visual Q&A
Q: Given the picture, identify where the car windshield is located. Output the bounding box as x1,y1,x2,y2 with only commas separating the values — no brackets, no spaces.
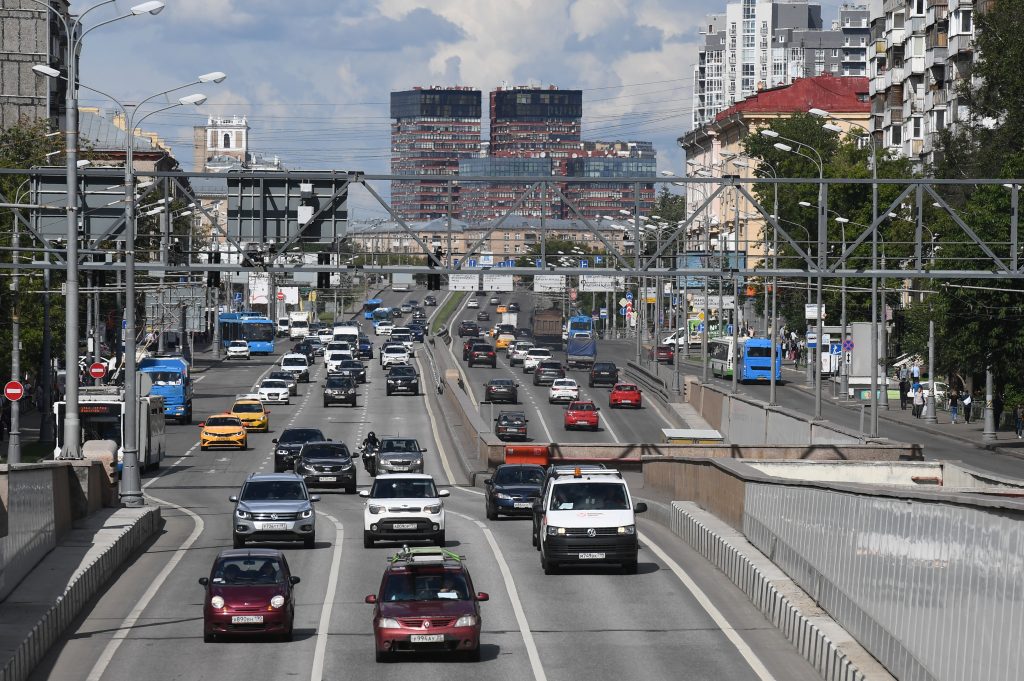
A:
232,402,264,413
489,380,514,387
229,341,247,348
595,364,615,371
549,482,629,511
553,380,576,388
370,479,438,498
261,380,288,389
213,557,286,585
301,443,350,459
206,417,241,427
283,358,307,367
570,402,595,411
539,362,561,370
498,413,526,426
279,429,325,444
494,466,544,485
241,480,307,501
149,371,182,385
269,372,294,382
341,361,362,368
380,439,420,453
389,367,416,378
325,378,353,388
527,350,549,357
382,571,470,602
615,385,639,392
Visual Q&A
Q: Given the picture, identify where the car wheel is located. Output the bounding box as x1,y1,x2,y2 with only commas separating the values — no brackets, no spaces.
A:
385,388,392,396
233,534,245,549
541,549,557,575
281,623,294,642
375,648,388,663
204,630,216,643
363,531,374,548
486,502,497,521
346,483,356,494
241,440,248,450
623,560,639,575
435,531,446,547
323,400,329,408
200,445,208,451
465,647,481,662
303,534,315,549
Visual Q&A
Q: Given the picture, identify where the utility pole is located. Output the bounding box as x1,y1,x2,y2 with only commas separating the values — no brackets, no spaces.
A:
8,211,21,463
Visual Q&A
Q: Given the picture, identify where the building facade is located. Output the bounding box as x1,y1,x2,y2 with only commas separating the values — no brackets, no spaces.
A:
390,86,481,221
0,0,73,130
193,114,250,172
488,86,583,174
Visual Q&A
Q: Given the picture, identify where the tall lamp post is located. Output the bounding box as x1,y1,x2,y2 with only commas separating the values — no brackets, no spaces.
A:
29,0,166,460
7,180,30,464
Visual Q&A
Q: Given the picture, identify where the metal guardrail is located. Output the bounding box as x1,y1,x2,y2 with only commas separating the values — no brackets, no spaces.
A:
624,360,679,406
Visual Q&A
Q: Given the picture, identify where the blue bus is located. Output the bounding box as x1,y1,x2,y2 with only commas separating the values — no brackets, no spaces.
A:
708,336,782,382
363,298,383,320
566,315,594,338
220,314,276,354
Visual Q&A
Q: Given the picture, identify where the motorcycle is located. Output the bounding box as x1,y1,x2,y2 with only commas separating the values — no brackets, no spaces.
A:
360,442,380,476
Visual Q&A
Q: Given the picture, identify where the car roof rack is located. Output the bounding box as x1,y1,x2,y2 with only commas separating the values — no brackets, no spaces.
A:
548,464,621,480
388,546,465,565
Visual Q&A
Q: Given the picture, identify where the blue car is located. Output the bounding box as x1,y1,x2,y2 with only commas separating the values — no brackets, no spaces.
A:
484,463,545,519
407,324,426,342
357,336,374,360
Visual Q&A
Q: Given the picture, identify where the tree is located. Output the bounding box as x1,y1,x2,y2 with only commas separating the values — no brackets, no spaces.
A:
651,187,686,225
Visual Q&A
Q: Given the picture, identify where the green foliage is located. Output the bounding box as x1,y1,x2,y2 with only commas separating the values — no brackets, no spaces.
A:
651,187,686,225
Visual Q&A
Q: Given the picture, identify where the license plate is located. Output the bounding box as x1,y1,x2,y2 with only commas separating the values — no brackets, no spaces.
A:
319,476,337,482
579,552,606,559
259,523,287,531
411,634,445,643
621,400,632,404
231,615,264,624
513,502,532,508
392,523,417,530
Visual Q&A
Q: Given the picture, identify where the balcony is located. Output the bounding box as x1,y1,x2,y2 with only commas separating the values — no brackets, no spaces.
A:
948,32,973,55
884,66,905,88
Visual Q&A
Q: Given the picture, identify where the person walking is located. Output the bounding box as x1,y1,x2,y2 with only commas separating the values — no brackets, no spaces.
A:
912,386,925,418
910,362,921,382
1015,403,1024,439
899,377,910,410
949,389,959,424
962,390,974,424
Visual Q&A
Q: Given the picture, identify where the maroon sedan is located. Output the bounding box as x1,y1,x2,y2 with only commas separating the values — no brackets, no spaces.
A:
199,548,300,642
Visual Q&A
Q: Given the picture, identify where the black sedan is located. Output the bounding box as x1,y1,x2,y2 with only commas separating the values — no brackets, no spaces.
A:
508,302,521,313
494,411,529,441
385,365,420,396
273,428,328,472
335,359,367,383
484,378,519,404
291,342,316,364
458,320,481,337
484,463,545,519
588,362,619,387
476,310,491,322
323,376,357,407
424,295,438,307
294,441,357,493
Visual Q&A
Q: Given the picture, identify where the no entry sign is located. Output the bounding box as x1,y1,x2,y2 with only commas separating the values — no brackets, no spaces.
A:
4,381,24,401
89,362,107,379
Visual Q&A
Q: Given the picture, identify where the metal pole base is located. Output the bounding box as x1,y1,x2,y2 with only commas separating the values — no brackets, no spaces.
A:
924,396,937,424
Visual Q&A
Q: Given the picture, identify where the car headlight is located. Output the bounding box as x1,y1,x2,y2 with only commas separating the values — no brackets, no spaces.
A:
210,596,224,609
618,525,636,535
300,508,314,519
547,526,566,536
235,509,251,519
277,449,289,456
378,617,401,629
386,379,395,384
368,504,384,515
297,461,312,472
270,595,285,609
494,492,513,501
424,503,442,514
454,615,478,627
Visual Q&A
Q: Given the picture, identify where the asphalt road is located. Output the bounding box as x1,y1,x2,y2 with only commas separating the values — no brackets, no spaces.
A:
30,286,821,681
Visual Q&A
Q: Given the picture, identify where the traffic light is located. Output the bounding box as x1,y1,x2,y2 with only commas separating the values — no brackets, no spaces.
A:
427,246,443,290
317,252,330,289
207,251,221,288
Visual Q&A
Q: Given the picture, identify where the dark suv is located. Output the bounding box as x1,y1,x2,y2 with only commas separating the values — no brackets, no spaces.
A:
295,441,357,493
494,410,529,441
588,362,619,387
533,360,565,386
273,428,328,472
323,376,357,407
484,378,518,404
458,321,480,337
386,365,420,396
468,344,496,368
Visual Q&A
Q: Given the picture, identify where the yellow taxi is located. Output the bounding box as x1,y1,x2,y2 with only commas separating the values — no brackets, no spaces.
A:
199,414,248,451
495,332,516,350
496,304,508,314
230,396,270,432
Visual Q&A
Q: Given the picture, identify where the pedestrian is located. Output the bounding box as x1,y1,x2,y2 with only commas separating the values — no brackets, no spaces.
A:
899,365,909,382
949,390,959,424
910,362,921,382
1015,403,1024,439
913,386,925,418
994,392,1005,431
900,377,910,410
962,391,973,424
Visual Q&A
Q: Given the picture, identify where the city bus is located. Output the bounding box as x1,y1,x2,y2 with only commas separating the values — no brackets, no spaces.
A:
363,298,384,320
219,314,276,354
708,336,782,382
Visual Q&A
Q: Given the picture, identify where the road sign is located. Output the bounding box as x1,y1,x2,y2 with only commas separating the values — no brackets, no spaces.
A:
467,259,477,268
842,339,854,352
805,303,826,320
3,380,23,401
727,324,734,335
122,319,127,330
233,292,242,302
618,297,628,307
580,259,589,268
625,291,634,302
845,351,852,365
829,343,842,356
599,307,608,319
696,322,705,333
276,290,285,301
453,258,460,269
535,259,543,268
807,332,817,349
595,255,603,265
89,362,107,379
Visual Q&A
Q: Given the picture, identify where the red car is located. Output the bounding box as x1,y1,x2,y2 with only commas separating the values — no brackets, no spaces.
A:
199,548,300,642
366,546,489,662
563,400,600,430
655,344,675,364
609,383,643,409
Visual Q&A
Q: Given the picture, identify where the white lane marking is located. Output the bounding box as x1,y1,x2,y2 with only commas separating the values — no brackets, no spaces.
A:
640,532,778,681
450,510,547,681
456,486,485,496
310,512,344,681
417,355,456,486
497,357,554,442
446,295,478,407
86,493,204,681
194,375,206,383
143,442,198,490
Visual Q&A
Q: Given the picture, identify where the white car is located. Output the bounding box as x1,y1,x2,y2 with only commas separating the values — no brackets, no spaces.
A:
325,350,353,374
548,378,580,404
280,353,311,382
508,341,535,365
359,473,449,547
226,340,250,360
316,327,333,342
523,347,553,373
467,298,479,309
374,320,394,336
257,379,291,404
326,341,352,353
380,346,411,368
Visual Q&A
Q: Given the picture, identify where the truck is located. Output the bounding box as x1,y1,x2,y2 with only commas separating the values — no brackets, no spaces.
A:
54,386,166,473
289,310,311,340
138,355,193,424
500,311,519,328
391,273,415,292
532,308,563,349
566,336,598,370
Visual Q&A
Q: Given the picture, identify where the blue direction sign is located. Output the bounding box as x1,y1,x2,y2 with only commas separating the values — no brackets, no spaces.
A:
619,306,627,316
233,292,242,302
467,258,477,268
535,259,543,268
453,258,460,268
625,291,634,302
696,322,705,333
580,259,589,268
727,324,734,335
829,342,842,356
595,255,603,265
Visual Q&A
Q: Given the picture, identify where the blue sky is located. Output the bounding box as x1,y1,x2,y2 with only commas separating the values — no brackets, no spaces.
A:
75,0,854,216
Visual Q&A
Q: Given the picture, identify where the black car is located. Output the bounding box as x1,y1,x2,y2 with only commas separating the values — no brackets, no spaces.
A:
358,336,374,359
494,411,529,441
458,320,481,337
295,441,357,493
515,327,533,339
273,428,328,472
468,344,497,368
484,378,519,404
484,464,545,519
476,310,491,322
390,307,404,319
589,362,619,387
292,342,316,364
385,365,420,396
268,370,299,396
424,295,438,307
508,302,521,313
336,359,367,383
323,376,357,407
533,361,565,386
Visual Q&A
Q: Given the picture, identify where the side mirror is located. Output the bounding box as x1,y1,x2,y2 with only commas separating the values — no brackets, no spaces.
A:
420,448,428,453
229,495,239,503
365,594,377,604
438,489,451,497
272,438,278,444
634,502,648,514
197,422,205,427
476,592,490,602
310,495,321,503
198,577,209,586
484,478,493,485
358,490,370,497
290,575,301,585
351,451,360,458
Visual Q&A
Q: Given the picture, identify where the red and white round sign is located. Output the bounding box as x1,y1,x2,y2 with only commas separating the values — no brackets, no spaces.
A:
277,291,285,301
3,380,24,401
88,362,107,379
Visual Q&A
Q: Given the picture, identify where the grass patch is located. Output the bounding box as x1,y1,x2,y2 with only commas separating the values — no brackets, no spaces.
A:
431,291,466,335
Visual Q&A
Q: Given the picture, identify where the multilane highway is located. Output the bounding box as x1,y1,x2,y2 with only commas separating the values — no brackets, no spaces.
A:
29,288,821,681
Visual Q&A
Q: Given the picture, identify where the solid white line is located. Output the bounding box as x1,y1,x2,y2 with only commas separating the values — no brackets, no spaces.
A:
417,355,456,487
451,511,547,681
86,493,204,681
310,512,344,681
639,531,778,681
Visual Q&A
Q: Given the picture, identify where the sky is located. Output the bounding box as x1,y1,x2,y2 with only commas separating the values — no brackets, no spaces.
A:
75,0,854,217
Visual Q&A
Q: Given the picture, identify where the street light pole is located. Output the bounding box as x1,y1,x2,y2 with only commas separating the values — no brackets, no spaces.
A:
8,193,22,463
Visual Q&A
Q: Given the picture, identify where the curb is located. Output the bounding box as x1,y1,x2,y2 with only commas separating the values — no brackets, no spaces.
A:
0,506,162,681
635,496,893,681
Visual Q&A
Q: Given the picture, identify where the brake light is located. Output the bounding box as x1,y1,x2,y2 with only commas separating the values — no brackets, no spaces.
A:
488,352,495,356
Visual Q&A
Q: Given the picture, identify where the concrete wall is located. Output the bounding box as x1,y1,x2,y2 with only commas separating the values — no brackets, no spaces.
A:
728,397,767,444
644,458,747,529
765,409,813,445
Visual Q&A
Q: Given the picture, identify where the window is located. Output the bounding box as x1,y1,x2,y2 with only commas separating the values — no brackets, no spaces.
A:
912,117,922,139
893,11,904,29
223,133,231,149
832,49,839,58
891,125,902,146
960,10,972,33
934,109,945,131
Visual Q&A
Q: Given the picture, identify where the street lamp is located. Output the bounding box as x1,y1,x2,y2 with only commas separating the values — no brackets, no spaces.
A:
29,0,165,461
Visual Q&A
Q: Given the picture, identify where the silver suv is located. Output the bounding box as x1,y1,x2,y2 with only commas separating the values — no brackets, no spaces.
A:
230,473,320,549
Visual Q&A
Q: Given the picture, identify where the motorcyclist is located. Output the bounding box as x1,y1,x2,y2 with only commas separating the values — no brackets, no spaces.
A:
363,431,380,451
362,431,380,475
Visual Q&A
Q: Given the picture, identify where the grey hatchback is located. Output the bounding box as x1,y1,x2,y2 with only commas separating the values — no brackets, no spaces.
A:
230,473,319,549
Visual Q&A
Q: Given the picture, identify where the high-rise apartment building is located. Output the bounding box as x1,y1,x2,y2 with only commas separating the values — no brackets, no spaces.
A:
488,86,583,173
693,0,870,128
390,86,481,221
0,0,74,130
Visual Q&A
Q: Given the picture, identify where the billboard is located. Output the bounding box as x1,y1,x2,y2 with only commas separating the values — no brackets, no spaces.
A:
143,286,206,332
533,275,566,293
280,286,300,305
578,275,625,292
675,252,748,289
